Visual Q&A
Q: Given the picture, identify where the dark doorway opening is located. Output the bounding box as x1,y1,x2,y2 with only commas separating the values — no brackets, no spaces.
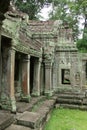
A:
14,52,21,100
30,56,35,94
61,69,70,84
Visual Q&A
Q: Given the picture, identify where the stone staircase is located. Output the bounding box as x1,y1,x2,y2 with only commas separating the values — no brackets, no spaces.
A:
56,91,87,110
3,95,57,130
2,92,87,130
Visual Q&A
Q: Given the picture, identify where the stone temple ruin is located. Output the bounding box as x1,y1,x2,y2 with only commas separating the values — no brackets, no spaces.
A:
1,1,87,130
1,7,87,112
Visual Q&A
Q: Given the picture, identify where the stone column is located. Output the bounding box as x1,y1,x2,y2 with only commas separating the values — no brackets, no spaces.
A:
21,55,30,102
40,63,45,95
44,62,53,96
7,47,16,112
32,58,42,96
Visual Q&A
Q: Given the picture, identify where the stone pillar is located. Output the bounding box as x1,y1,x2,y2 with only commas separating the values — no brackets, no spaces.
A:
21,55,30,102
44,62,54,96
32,58,42,96
9,48,16,112
40,63,45,95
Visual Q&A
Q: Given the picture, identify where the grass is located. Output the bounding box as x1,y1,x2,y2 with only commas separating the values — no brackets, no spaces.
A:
44,108,87,130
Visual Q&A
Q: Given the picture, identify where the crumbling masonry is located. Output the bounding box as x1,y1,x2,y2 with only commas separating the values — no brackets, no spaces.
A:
0,3,87,112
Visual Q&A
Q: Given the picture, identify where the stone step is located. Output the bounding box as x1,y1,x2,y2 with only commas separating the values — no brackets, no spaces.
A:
56,103,80,109
56,103,87,110
17,96,45,113
57,98,82,105
17,111,41,129
57,89,85,94
5,124,32,130
57,94,85,99
0,111,14,130
58,91,85,95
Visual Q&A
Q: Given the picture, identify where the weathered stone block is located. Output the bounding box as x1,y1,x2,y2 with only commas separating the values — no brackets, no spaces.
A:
17,111,41,129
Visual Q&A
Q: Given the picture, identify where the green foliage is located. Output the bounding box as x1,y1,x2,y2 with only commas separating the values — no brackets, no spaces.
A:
77,39,87,52
15,0,51,20
49,0,87,41
44,108,87,130
77,28,87,52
